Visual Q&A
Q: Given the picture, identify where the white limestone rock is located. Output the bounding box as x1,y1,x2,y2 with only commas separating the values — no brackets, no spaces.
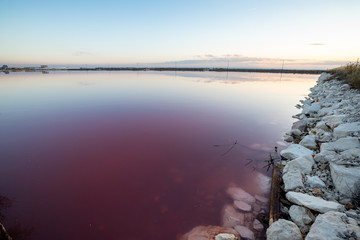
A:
329,163,360,197
280,144,313,160
341,83,351,91
221,204,245,228
315,121,331,132
320,137,360,152
226,187,255,204
181,225,240,240
215,233,238,240
333,122,360,138
314,129,333,142
286,191,341,213
314,150,337,163
299,135,317,150
292,120,307,132
290,129,302,136
340,148,360,161
318,72,332,83
323,114,348,129
318,107,333,117
283,155,314,175
305,211,360,240
266,219,302,240
283,170,304,192
233,200,251,212
305,175,326,188
233,225,254,240
283,135,294,142
303,102,321,116
289,205,315,233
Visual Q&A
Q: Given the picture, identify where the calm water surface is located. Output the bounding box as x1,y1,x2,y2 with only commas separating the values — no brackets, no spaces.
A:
0,71,318,239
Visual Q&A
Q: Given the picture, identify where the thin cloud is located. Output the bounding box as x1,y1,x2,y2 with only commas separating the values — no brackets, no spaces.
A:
74,51,92,57
309,43,326,46
152,54,346,69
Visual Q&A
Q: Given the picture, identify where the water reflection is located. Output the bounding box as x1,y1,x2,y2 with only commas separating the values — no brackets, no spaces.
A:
0,194,34,240
0,71,318,239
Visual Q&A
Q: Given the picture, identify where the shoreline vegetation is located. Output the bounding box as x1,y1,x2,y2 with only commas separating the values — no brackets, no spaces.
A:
0,66,324,75
327,60,360,89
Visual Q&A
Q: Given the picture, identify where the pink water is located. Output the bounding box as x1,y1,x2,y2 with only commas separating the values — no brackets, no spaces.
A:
0,71,318,239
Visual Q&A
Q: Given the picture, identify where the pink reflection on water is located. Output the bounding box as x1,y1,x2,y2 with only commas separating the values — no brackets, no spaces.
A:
0,71,318,240
2,111,269,240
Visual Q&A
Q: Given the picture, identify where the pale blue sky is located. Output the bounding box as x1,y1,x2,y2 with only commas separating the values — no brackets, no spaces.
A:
1,0,359,69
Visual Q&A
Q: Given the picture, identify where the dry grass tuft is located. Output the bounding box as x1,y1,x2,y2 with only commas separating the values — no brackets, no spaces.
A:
328,60,360,89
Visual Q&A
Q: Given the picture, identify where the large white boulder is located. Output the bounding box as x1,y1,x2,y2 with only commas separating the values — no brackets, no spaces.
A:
330,163,360,197
340,148,360,161
286,191,341,213
305,211,360,240
303,102,321,116
283,170,304,192
283,155,314,175
280,144,313,160
320,137,360,152
314,150,337,163
305,175,326,188
333,122,360,138
226,187,255,204
289,205,315,233
299,135,317,150
266,219,302,240
314,129,332,142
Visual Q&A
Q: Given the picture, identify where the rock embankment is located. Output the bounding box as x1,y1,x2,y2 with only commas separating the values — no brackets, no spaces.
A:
267,73,360,239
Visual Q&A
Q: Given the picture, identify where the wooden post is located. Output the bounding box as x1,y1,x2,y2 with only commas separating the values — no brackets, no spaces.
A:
269,164,281,226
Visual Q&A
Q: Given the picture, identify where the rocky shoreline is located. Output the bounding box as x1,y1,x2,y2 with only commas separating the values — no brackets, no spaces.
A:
267,73,360,239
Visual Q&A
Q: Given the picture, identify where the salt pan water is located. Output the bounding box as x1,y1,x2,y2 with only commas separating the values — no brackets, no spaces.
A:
0,71,317,239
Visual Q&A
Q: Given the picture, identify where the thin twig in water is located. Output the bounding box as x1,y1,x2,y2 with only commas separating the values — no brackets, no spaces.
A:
245,159,253,166
221,140,238,156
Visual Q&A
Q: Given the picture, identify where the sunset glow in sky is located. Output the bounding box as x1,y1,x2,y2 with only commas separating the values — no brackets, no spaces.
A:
1,0,359,69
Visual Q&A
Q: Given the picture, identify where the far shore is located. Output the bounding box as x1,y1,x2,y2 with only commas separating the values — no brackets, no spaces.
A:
0,67,324,75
